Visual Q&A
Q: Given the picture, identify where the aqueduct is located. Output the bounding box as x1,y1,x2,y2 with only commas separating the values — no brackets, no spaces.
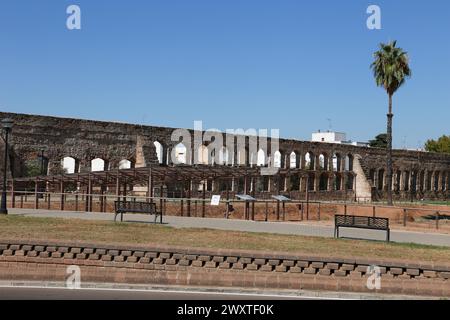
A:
1,112,449,202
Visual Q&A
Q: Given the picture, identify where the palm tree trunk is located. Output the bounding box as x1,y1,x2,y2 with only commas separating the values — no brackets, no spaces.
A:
386,94,394,205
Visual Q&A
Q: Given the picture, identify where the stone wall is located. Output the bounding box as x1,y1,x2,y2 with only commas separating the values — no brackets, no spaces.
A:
1,111,449,201
0,240,449,297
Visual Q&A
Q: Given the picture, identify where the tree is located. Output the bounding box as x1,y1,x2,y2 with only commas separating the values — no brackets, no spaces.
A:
371,41,411,205
369,133,388,148
24,160,42,177
425,135,450,154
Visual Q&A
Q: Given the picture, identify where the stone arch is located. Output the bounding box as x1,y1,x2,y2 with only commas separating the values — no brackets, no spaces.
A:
236,149,246,166
273,151,282,168
197,145,209,165
345,154,354,171
334,172,342,190
318,153,328,170
257,149,266,166
411,171,418,192
346,174,354,190
442,172,447,191
369,169,376,188
307,173,315,191
174,143,187,164
404,171,410,191
62,156,78,174
91,158,107,172
395,171,401,192
218,146,230,165
426,171,432,191
434,171,440,191
377,169,384,191
153,141,164,164
319,173,328,191
332,153,342,172
289,151,297,169
419,171,425,192
118,159,132,169
304,152,314,170
289,174,300,190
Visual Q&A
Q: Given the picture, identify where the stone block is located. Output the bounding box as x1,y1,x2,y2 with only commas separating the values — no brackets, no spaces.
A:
275,265,287,272
205,261,217,268
268,259,280,266
226,257,238,263
159,252,171,259
260,265,273,272
303,268,316,275
254,258,266,266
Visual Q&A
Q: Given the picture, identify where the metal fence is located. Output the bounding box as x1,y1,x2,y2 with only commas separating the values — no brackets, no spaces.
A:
5,190,450,231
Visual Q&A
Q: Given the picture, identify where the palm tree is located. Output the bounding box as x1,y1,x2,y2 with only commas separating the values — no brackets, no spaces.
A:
371,41,411,205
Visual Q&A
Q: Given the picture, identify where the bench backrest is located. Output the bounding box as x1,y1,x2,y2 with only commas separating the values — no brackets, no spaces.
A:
335,215,389,230
115,201,157,213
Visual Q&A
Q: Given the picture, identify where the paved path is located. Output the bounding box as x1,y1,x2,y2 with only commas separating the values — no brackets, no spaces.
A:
0,286,305,300
0,283,427,300
8,208,450,247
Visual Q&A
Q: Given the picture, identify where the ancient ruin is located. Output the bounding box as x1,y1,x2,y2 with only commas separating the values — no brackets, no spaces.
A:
1,111,449,202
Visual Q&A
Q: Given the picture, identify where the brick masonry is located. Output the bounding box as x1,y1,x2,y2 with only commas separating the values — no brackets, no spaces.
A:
1,111,450,202
0,239,449,297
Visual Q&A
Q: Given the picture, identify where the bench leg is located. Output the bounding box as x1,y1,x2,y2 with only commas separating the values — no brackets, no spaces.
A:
121,213,123,222
114,213,117,222
160,212,162,224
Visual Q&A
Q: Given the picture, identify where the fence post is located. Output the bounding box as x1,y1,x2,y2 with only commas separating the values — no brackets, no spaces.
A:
180,199,184,217
299,202,303,221
202,182,206,218
60,179,64,211
436,211,439,230
344,204,347,216
403,209,407,227
265,201,269,222
34,178,39,209
373,206,376,218
318,202,321,221
11,179,15,208
194,200,198,217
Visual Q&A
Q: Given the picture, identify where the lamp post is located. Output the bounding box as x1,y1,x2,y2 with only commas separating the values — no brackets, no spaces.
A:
1,118,14,214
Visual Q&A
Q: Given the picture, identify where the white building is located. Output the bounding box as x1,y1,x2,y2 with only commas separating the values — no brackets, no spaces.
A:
312,130,369,147
312,131,347,143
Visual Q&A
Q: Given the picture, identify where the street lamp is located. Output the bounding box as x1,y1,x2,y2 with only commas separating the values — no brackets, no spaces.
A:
1,118,14,214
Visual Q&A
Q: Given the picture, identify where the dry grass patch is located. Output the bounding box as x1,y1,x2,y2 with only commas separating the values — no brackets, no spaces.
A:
1,215,449,263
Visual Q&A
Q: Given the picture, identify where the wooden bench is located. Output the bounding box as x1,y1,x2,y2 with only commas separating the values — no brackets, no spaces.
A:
114,201,163,224
334,215,390,242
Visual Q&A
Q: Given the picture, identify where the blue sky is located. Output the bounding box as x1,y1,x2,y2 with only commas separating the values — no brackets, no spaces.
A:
0,0,449,148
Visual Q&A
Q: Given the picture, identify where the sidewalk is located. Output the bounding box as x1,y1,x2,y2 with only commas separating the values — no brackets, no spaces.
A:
7,208,450,247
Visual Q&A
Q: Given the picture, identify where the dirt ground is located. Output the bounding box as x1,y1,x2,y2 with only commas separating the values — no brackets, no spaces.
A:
12,195,450,234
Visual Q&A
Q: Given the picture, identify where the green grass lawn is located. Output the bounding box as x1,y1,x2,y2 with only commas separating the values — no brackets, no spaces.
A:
1,215,449,263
